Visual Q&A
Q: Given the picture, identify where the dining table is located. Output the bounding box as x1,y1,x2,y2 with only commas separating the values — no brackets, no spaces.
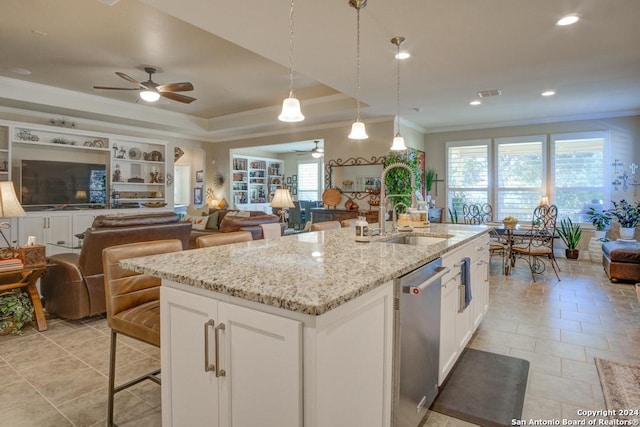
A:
487,223,533,275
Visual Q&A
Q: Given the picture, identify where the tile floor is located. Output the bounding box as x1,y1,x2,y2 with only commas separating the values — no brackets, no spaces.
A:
1,257,638,426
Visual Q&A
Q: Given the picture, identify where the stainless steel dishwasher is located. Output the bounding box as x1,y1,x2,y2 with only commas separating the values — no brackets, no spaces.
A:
392,257,449,427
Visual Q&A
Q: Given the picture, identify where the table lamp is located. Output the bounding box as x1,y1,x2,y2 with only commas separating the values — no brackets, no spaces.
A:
75,190,88,202
270,188,294,223
0,182,27,254
539,195,549,206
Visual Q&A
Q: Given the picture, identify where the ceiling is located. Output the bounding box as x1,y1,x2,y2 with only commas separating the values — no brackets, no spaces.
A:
1,0,639,144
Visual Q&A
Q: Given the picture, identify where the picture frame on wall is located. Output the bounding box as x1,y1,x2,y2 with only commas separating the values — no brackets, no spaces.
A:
195,170,204,183
286,177,292,184
194,187,203,205
292,187,297,196
291,174,297,183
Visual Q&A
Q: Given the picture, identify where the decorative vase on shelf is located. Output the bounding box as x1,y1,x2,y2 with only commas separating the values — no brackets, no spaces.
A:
619,227,636,240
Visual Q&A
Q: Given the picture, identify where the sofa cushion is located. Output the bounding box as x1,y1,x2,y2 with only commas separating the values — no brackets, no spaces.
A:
602,241,640,263
92,212,178,228
219,214,280,233
206,211,220,230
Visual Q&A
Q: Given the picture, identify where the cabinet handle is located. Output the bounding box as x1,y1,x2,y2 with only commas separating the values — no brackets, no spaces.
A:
204,319,215,372
215,323,226,377
458,284,466,313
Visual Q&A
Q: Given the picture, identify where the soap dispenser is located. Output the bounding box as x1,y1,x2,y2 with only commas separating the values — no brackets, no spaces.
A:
355,216,370,242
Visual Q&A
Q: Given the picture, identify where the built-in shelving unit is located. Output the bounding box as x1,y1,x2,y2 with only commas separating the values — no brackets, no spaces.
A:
232,155,283,212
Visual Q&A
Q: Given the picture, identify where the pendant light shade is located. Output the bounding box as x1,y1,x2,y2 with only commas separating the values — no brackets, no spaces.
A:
348,0,368,140
390,36,407,151
348,121,368,139
390,134,407,151
278,93,304,122
279,0,304,122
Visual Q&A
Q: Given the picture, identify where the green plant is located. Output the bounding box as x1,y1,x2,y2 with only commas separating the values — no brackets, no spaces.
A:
558,218,582,250
586,207,611,231
448,208,459,224
604,199,640,228
424,168,437,193
383,151,421,214
0,290,34,335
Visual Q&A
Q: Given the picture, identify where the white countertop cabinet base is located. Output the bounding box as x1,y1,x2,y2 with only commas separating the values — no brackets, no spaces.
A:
160,280,394,427
161,285,302,427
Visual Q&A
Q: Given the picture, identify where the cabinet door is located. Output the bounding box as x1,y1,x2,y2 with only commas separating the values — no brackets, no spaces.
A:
19,215,47,249
439,268,459,385
48,215,73,249
161,286,219,427
218,301,302,427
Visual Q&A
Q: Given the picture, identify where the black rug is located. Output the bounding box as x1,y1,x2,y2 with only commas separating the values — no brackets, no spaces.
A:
431,348,529,427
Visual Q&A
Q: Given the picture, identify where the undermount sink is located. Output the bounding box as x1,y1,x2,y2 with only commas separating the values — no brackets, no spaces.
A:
382,234,453,246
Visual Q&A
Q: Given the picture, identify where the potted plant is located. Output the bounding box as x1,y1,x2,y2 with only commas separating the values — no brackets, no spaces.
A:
604,199,640,240
586,207,611,263
0,290,34,335
558,217,582,259
425,168,436,197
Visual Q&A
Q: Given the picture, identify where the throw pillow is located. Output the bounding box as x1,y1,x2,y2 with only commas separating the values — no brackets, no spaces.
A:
237,211,251,218
185,215,209,230
186,205,209,218
206,211,220,230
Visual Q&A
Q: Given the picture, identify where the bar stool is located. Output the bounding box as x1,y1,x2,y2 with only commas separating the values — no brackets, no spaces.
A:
310,221,342,231
196,231,253,248
102,239,183,426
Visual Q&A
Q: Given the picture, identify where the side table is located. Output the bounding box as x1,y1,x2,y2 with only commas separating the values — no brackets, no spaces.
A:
0,264,51,331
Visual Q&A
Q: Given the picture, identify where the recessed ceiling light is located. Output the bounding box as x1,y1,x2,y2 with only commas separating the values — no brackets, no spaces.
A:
395,52,410,60
478,89,501,98
542,90,556,97
470,100,482,106
9,68,32,75
556,15,579,26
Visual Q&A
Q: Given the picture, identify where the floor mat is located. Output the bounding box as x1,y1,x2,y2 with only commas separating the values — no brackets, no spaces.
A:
431,348,529,427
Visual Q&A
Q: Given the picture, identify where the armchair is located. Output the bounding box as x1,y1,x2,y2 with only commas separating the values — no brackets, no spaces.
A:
41,212,192,320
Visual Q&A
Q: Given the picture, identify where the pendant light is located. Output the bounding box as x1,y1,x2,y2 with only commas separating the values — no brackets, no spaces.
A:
347,0,368,140
278,0,305,122
390,36,407,151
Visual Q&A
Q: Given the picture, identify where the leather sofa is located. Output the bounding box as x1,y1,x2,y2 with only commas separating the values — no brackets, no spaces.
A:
602,240,640,282
41,211,192,320
187,209,284,249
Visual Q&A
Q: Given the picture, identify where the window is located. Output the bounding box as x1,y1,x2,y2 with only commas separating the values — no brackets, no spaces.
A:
174,164,191,206
446,140,489,219
551,132,608,221
445,131,609,223
297,161,322,201
495,136,545,221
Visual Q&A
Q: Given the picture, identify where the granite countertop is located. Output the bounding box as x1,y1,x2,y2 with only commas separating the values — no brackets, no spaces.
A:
120,223,489,316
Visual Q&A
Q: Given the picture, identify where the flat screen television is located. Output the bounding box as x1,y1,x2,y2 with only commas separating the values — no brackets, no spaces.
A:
21,160,107,207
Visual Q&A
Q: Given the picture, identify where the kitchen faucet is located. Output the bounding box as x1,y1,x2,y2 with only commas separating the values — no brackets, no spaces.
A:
379,162,416,235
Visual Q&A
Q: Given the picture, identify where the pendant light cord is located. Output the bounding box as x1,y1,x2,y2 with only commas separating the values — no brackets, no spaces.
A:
287,0,295,96
395,41,401,136
355,6,362,120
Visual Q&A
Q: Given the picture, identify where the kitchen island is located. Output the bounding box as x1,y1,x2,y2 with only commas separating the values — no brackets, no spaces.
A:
121,223,491,427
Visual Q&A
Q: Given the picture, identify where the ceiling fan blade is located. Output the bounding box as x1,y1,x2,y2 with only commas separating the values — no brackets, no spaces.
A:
160,92,197,104
115,72,148,89
93,86,140,90
156,82,194,92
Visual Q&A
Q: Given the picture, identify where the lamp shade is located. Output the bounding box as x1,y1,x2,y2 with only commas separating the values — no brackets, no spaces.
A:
140,90,160,102
75,190,87,201
390,134,407,151
278,96,305,122
539,196,549,206
348,121,369,140
270,188,295,209
0,182,26,218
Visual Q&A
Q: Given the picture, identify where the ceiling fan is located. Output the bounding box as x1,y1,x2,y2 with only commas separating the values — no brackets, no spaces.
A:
93,67,196,104
295,141,324,158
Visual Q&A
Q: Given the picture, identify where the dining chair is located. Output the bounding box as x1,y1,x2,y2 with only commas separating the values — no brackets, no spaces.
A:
310,221,342,231
511,204,561,281
102,239,184,426
462,203,506,263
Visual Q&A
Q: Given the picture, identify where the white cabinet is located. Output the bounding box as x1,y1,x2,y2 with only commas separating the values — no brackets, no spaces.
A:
160,280,394,427
161,286,302,427
438,234,490,385
19,213,73,255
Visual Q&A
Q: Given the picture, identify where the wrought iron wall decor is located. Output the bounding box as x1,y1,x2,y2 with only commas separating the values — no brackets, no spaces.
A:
325,156,385,200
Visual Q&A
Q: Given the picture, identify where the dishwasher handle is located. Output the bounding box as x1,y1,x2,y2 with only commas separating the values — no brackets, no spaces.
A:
404,266,450,295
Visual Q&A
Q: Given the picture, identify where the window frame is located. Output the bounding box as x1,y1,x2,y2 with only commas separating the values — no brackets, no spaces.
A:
297,159,324,201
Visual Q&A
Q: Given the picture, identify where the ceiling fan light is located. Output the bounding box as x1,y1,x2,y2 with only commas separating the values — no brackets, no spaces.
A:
278,95,305,122
390,134,407,151
348,121,369,140
312,151,323,158
140,89,160,102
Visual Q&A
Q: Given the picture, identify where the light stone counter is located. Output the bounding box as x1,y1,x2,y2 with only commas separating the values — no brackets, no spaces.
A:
120,223,489,315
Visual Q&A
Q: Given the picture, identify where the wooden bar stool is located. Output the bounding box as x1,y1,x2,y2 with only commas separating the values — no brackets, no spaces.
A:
102,239,183,427
195,231,253,248
310,221,342,231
